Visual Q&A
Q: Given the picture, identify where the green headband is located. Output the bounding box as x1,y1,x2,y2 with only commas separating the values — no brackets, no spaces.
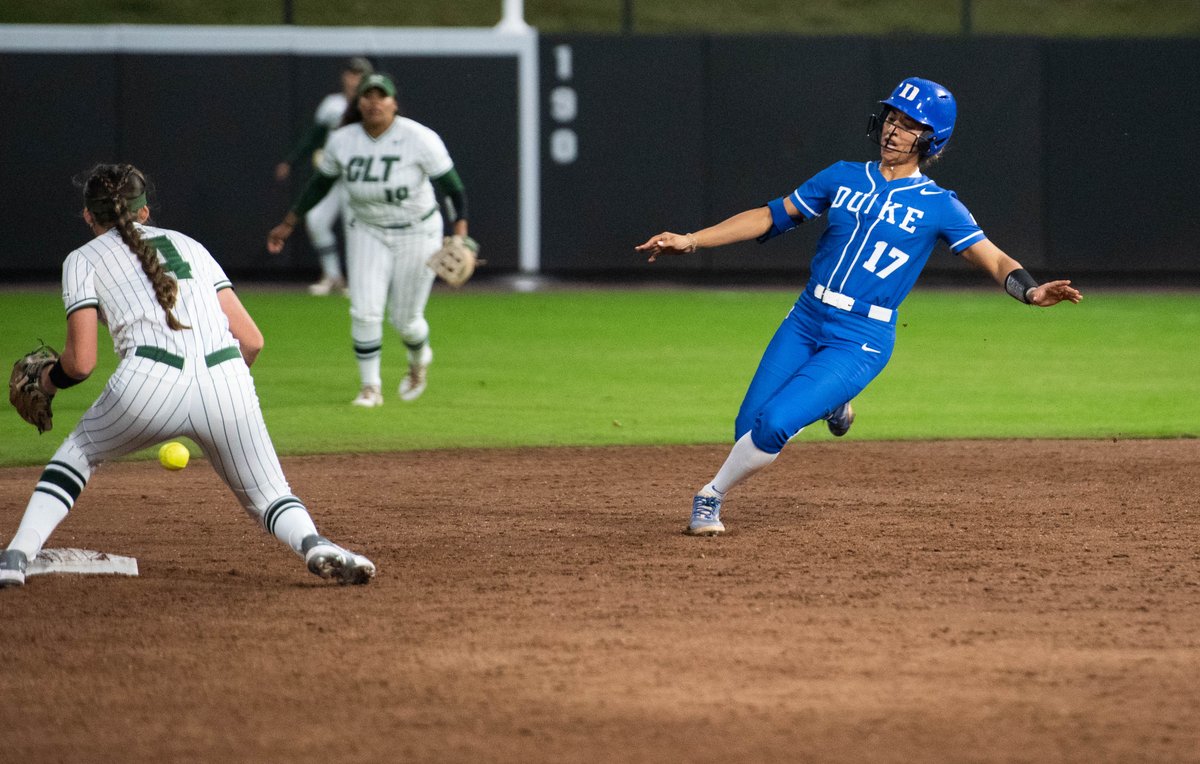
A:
86,191,147,216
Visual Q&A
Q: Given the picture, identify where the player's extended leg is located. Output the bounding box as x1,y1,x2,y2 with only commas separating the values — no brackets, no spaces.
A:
186,365,374,584
305,185,346,296
2,363,191,586
689,307,894,536
750,305,895,453
733,304,822,441
387,224,440,402
0,437,94,586
345,221,394,407
688,306,821,535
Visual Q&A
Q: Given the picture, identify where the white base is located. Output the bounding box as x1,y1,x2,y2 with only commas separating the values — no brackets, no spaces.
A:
26,548,139,577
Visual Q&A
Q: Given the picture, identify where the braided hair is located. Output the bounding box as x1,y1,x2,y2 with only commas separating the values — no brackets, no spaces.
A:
81,164,188,331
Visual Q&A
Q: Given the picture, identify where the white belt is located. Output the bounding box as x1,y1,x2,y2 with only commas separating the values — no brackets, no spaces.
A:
813,284,894,323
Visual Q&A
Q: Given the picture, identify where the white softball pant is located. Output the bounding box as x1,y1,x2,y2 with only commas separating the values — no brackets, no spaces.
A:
305,182,348,253
345,213,442,374
38,350,304,532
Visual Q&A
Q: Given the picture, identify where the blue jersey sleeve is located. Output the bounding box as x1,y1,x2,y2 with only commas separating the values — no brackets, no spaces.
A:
942,192,985,253
789,163,845,220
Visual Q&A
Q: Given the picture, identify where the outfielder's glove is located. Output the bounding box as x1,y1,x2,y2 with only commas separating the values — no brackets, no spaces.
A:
427,235,482,288
9,343,59,434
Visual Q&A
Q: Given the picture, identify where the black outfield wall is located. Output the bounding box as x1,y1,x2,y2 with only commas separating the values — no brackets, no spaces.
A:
540,35,1200,278
0,51,519,279
1,36,1196,280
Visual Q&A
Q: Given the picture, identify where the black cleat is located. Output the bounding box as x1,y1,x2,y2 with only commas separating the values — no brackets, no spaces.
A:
826,402,855,437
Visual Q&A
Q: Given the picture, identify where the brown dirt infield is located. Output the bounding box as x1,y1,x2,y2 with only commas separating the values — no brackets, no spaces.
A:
1,439,1198,763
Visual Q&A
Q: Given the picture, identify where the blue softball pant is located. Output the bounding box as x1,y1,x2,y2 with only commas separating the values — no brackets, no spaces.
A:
735,291,896,453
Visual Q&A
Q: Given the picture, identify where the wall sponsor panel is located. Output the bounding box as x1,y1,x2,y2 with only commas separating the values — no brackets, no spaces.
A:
0,55,119,273
1043,40,1200,272
703,37,875,273
538,35,707,273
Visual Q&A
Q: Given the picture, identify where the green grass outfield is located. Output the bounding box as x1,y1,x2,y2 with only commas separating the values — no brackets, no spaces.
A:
1,285,1196,467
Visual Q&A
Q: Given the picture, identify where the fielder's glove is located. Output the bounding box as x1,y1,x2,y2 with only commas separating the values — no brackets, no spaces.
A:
9,343,59,434
427,235,482,288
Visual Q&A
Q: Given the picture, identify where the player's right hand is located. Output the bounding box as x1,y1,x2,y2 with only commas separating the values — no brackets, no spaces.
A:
274,162,291,182
635,232,691,262
266,222,293,254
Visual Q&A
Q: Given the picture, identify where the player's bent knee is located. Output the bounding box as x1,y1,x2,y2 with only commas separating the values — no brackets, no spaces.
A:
752,413,795,454
396,317,429,345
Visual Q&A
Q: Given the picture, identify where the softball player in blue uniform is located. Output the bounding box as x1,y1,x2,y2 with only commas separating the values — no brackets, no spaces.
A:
637,76,1082,536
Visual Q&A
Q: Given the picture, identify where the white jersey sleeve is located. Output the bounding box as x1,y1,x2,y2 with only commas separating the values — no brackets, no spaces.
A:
62,250,98,317
412,123,455,179
314,93,348,130
316,126,348,179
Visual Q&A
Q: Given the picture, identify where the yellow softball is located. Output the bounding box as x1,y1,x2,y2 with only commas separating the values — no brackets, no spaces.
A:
158,441,190,471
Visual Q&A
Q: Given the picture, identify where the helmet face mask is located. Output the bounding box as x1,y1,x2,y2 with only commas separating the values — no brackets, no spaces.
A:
867,77,957,158
867,107,934,157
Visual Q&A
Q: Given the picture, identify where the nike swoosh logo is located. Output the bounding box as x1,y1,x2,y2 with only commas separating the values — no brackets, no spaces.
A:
919,188,941,196
861,343,881,354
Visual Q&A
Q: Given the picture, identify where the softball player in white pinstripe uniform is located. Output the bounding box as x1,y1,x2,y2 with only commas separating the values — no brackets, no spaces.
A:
0,164,374,588
274,57,373,297
268,73,471,407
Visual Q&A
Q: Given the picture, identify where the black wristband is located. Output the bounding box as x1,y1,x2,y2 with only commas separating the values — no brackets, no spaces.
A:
47,359,86,390
1004,268,1038,304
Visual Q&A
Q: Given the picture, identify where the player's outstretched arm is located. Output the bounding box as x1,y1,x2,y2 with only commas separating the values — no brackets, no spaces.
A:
267,172,339,254
637,206,773,262
960,239,1082,307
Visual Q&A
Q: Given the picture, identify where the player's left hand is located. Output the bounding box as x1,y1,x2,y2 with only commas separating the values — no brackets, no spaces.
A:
1029,280,1082,307
636,232,694,262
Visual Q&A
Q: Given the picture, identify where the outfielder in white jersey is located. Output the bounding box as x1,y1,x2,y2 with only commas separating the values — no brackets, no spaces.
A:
274,56,373,297
0,164,375,588
269,72,471,407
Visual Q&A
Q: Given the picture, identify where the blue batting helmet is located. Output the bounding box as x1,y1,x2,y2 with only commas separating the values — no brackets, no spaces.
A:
879,77,957,157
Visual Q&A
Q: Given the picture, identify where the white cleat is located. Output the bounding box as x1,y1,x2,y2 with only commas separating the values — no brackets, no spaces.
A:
686,493,725,536
303,536,376,585
308,275,348,297
351,385,383,408
399,345,433,402
0,549,29,588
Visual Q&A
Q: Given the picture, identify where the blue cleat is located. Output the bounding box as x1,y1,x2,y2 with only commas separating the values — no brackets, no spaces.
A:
686,493,725,536
826,401,855,437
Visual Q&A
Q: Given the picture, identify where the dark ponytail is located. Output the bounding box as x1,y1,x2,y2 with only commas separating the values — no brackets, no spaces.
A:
81,164,188,331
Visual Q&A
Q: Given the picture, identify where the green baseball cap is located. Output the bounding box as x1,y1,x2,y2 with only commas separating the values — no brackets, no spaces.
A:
357,73,396,98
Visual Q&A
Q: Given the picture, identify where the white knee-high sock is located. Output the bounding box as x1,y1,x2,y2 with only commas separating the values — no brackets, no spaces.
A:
356,355,382,388
352,325,384,388
702,431,779,497
8,492,71,557
318,252,343,280
269,505,321,556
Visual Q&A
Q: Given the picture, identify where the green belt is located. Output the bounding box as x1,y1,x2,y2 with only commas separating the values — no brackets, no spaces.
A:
380,207,438,229
134,345,241,369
